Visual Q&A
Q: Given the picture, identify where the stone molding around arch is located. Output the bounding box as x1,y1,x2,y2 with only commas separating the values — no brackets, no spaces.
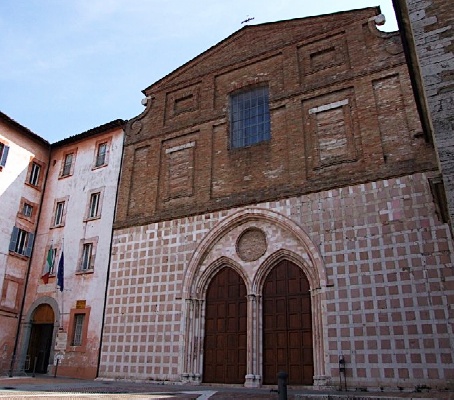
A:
24,296,60,324
182,207,328,299
181,207,330,387
195,256,251,299
18,296,61,374
254,249,317,292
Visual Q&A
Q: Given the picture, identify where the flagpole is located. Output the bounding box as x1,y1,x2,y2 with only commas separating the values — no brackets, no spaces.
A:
61,285,64,330
57,238,65,330
61,291,64,331
61,244,64,331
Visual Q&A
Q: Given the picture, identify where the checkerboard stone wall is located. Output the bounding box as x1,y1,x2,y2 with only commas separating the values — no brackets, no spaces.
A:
99,171,454,388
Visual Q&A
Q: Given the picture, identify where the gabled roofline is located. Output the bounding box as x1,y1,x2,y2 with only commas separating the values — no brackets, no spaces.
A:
1,111,125,146
51,119,126,147
142,7,381,94
0,110,49,146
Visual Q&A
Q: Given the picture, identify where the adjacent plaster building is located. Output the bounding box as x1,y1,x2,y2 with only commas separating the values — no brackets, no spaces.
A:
0,117,125,378
99,7,454,390
0,112,49,374
16,120,125,379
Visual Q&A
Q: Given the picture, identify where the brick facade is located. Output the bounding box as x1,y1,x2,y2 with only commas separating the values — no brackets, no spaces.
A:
99,7,454,390
114,7,436,229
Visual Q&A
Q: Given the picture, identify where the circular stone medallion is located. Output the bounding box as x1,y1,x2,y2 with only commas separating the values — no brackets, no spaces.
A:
236,228,267,262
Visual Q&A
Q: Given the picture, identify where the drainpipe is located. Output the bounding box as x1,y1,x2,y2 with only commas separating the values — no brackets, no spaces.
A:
9,143,52,376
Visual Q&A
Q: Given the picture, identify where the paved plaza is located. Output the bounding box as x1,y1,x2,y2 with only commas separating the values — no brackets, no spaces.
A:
0,375,452,399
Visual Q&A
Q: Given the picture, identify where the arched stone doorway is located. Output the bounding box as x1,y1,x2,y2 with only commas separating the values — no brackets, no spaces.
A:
203,267,247,384
182,208,328,387
26,304,55,373
262,259,313,385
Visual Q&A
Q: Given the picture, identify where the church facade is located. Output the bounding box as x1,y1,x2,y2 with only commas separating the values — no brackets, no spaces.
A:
98,7,453,390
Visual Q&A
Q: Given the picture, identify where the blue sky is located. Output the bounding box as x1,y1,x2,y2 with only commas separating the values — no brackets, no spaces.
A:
0,1,398,143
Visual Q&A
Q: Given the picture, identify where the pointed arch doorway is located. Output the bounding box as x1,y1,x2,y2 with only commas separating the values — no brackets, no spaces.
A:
26,304,55,373
263,260,314,385
203,267,247,384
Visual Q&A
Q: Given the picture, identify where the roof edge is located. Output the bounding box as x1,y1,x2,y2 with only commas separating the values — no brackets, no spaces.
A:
51,119,126,147
0,111,49,146
142,7,381,94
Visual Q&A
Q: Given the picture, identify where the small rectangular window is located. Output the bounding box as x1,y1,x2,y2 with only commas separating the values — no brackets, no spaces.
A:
95,143,107,167
29,162,41,186
61,153,73,177
81,243,93,271
15,230,28,255
0,143,9,167
22,203,33,218
54,201,65,226
230,86,271,149
9,226,34,257
88,192,100,218
72,314,85,346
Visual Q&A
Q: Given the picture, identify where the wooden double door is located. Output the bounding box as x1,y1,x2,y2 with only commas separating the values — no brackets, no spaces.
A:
203,261,313,385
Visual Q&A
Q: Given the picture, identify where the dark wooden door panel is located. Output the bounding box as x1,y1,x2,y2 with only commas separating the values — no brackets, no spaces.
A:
263,260,314,385
203,267,247,384
27,324,53,373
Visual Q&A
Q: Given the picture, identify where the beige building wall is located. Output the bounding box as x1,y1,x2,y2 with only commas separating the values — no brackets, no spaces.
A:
0,113,49,374
18,121,124,379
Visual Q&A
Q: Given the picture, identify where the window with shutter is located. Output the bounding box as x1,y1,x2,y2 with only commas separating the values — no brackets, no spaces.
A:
9,226,33,257
0,143,9,168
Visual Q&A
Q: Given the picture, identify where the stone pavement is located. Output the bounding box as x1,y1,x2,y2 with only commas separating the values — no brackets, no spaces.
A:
0,376,452,399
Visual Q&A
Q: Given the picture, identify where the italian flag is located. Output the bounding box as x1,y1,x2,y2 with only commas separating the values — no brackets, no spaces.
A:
41,247,53,284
